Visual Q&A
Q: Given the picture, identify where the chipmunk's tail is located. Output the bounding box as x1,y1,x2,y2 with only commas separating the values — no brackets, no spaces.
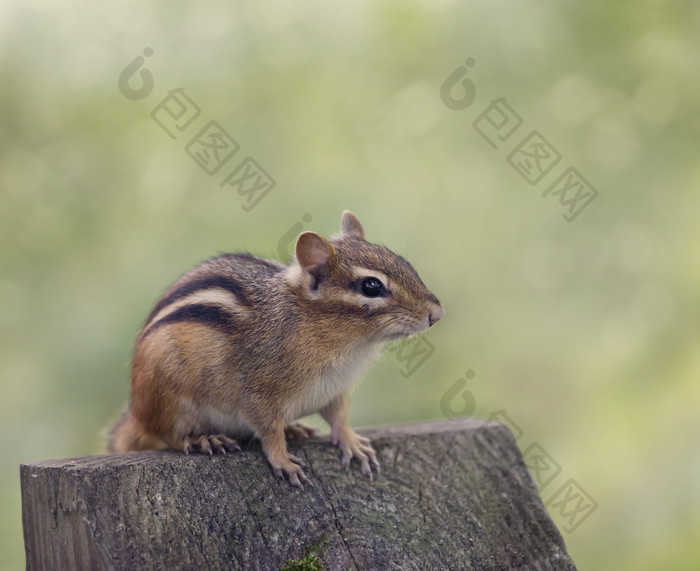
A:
105,408,167,453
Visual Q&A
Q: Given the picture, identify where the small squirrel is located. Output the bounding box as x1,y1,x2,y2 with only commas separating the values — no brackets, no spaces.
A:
107,211,443,487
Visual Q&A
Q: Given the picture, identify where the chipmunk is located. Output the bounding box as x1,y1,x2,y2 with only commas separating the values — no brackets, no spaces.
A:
107,211,443,487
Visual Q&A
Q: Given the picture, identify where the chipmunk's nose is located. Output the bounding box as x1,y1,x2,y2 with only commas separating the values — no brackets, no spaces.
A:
428,304,445,327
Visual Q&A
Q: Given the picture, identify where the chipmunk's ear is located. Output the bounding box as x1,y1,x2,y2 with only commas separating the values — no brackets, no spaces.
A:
340,210,365,240
296,232,336,288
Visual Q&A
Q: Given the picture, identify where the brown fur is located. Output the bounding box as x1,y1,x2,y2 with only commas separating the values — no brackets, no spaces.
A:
107,211,443,487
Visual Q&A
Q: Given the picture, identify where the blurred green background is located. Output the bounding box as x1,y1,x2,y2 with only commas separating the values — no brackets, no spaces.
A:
2,0,699,569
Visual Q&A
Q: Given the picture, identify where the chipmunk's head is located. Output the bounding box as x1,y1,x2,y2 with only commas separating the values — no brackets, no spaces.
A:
289,210,444,343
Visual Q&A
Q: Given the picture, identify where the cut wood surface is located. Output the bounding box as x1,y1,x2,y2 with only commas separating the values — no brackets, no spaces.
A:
21,418,576,570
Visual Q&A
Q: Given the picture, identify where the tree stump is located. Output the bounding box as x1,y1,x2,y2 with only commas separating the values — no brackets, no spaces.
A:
20,418,576,570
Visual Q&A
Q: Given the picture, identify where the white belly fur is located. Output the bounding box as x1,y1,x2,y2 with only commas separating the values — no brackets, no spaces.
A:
285,343,381,420
177,343,382,435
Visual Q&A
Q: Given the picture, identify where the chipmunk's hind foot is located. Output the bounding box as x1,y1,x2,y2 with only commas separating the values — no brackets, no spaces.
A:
285,421,319,441
183,434,241,455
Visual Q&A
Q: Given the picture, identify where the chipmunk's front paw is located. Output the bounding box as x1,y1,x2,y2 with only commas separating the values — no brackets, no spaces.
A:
333,430,380,479
270,453,311,489
285,421,319,441
183,434,241,455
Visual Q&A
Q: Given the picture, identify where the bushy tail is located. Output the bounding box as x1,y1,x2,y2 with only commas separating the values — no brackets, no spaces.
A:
105,408,167,453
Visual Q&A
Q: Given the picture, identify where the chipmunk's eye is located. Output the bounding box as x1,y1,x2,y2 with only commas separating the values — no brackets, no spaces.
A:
360,277,386,297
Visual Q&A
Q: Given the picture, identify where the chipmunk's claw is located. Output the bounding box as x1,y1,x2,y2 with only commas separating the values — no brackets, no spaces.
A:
274,456,311,489
288,453,308,468
183,434,241,455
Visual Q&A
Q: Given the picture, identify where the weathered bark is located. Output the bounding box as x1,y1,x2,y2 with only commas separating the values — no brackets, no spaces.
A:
21,418,576,570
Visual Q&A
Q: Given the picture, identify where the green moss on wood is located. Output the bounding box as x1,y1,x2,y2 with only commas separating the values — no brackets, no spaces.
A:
280,537,329,571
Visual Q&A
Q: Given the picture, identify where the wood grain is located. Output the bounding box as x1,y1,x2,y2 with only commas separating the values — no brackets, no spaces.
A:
21,418,576,570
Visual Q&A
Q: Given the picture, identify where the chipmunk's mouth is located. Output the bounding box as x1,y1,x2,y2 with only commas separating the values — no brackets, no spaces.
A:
377,312,437,341
382,323,429,341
